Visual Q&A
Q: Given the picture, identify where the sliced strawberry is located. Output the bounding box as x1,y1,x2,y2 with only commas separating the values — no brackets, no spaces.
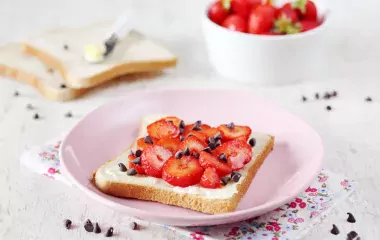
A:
156,137,181,154
200,168,221,189
217,123,252,142
214,140,252,170
128,154,145,174
199,151,232,177
141,145,173,178
147,119,180,139
160,116,183,128
136,136,158,150
162,156,204,187
184,122,211,132
182,130,208,143
178,135,207,154
201,127,224,140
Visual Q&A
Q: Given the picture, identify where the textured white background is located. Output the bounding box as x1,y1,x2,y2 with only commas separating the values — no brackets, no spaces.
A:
0,0,380,239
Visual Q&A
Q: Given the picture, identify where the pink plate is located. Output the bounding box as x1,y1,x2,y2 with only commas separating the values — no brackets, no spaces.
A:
60,88,323,226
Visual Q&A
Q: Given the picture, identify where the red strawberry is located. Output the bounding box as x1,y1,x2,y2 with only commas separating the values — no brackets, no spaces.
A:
156,137,181,154
147,119,180,139
182,130,208,144
141,145,173,178
248,4,277,34
231,0,261,19
200,168,221,189
298,20,319,32
128,154,145,174
162,156,204,187
136,136,157,150
217,123,252,142
277,4,298,23
178,135,207,153
208,0,231,25
199,151,232,176
222,14,247,32
214,140,252,170
292,0,317,21
201,127,225,140
161,116,183,128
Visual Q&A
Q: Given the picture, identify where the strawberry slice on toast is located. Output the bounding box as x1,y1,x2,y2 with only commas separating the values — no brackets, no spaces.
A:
162,156,204,187
217,123,252,142
141,145,173,178
214,140,253,170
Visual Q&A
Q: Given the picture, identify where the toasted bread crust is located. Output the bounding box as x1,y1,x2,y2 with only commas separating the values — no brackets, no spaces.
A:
22,44,177,89
94,136,274,214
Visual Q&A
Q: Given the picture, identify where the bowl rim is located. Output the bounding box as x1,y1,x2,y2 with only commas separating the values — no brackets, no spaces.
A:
203,1,331,40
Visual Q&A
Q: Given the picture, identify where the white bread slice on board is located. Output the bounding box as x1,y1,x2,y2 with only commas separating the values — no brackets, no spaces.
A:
0,43,87,101
23,21,177,89
94,115,274,214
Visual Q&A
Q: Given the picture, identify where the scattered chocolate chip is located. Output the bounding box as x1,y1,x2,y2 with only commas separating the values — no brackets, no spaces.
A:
105,227,114,237
332,91,338,97
192,124,201,131
94,222,101,233
231,170,238,177
26,104,34,110
175,151,183,159
347,212,356,223
47,68,54,73
179,128,185,134
127,168,137,176
315,93,319,99
84,219,94,232
33,113,40,120
195,120,202,125
65,111,73,118
226,122,235,130
249,138,256,147
330,224,339,235
118,163,127,172
218,153,227,162
365,96,372,102
221,176,230,185
144,136,153,144
326,105,332,111
347,231,358,239
208,137,216,144
131,157,141,164
13,91,19,96
64,219,72,229
63,44,69,50
180,136,185,142
130,222,138,230
179,120,185,129
202,147,212,153
215,139,221,148
302,96,307,102
135,149,142,157
232,172,242,183
183,147,190,156
192,152,200,159
214,132,222,140
60,84,67,89
208,142,216,150
323,92,331,99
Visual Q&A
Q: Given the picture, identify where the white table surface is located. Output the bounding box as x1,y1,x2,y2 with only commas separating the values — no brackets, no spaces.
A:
1,0,380,239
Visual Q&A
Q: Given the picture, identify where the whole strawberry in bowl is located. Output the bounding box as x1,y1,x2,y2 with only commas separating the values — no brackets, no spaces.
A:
203,0,330,84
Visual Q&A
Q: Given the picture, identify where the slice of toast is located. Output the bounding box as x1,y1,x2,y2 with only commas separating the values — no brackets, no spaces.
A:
94,115,274,214
23,21,177,89
0,43,87,101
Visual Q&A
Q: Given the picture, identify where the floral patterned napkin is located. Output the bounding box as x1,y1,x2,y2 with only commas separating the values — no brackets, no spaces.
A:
20,139,354,240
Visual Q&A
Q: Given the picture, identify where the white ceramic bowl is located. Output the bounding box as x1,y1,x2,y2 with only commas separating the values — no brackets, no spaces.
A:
202,2,331,85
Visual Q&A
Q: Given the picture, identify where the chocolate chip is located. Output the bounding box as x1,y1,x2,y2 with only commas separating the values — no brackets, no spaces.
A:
179,120,185,129
135,149,142,157
60,84,67,89
215,139,221,148
226,122,235,130
231,170,238,178
347,212,356,223
64,219,72,229
315,93,319,99
192,124,201,131
202,147,212,153
63,44,69,50
192,152,200,159
208,137,216,144
326,105,332,111
332,91,338,97
365,96,372,102
84,219,94,232
180,136,185,142
175,151,183,159
26,104,34,110
249,138,256,147
218,153,227,162
347,231,358,239
127,168,137,176
232,172,242,183
33,113,40,120
302,96,307,102
208,142,216,150
65,111,73,118
130,222,138,230
105,227,114,237
144,136,153,144
94,222,101,233
330,224,339,235
221,177,230,185
214,132,222,140
195,120,202,125
131,157,141,164
47,68,54,73
323,92,331,99
13,91,19,96
183,147,190,156
179,128,185,134
118,163,127,172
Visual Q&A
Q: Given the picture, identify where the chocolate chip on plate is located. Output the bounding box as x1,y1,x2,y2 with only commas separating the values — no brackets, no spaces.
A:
226,122,235,130
105,227,114,237
332,91,338,97
65,111,73,118
221,177,231,186
202,147,212,153
302,96,307,102
323,92,331,99
175,151,183,159
130,222,138,230
315,93,320,99
13,91,19,96
347,231,358,239
84,219,94,232
183,147,191,156
144,136,154,144
347,212,356,223
330,224,339,235
192,152,200,159
26,104,34,110
127,168,137,176
214,132,222,140
118,163,127,172
249,138,256,147
64,219,72,229
60,84,67,89
33,113,40,120
365,96,372,102
131,157,141,164
63,44,69,50
232,172,242,183
219,153,227,162
94,222,101,233
326,105,332,111
135,149,142,157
